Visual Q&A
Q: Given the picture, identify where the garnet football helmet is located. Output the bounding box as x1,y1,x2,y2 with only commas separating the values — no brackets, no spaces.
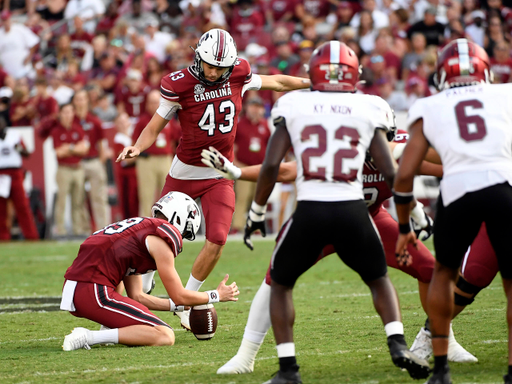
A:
152,192,201,241
308,41,361,92
434,38,492,90
191,28,238,88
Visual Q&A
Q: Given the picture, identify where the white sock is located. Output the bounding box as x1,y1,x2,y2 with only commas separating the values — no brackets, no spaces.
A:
384,321,404,337
276,342,295,358
141,271,156,294
89,329,119,345
185,273,204,291
243,280,271,344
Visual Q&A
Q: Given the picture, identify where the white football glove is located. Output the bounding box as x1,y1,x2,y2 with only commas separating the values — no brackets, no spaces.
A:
201,146,242,180
410,201,434,241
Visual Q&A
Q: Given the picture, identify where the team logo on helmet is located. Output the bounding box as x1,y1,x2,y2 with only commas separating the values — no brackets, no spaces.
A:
194,84,205,95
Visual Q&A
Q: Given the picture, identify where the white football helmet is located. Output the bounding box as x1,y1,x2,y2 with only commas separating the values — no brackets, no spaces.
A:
152,192,201,241
191,28,238,87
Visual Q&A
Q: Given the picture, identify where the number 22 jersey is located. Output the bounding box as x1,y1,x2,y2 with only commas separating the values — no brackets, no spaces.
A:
407,83,512,206
272,90,395,202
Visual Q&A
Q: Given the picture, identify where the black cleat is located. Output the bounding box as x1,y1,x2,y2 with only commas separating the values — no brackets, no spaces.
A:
427,369,452,384
262,370,302,384
388,337,431,380
504,374,512,384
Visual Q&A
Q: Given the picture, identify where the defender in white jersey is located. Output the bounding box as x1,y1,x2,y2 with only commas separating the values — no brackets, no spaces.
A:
394,39,512,384
244,41,430,384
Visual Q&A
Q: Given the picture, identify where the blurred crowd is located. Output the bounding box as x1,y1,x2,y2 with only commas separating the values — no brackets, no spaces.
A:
0,0,511,239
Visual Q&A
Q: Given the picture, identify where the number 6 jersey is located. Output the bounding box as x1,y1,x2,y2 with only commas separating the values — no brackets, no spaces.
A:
272,90,394,202
407,83,512,206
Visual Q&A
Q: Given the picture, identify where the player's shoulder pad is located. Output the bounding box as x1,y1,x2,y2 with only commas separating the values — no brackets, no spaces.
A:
160,70,188,101
154,219,183,256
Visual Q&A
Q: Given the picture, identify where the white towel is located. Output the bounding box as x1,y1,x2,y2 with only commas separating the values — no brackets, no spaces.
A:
60,280,77,311
0,174,12,198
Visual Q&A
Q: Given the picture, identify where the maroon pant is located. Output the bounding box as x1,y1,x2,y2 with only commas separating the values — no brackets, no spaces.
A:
0,168,38,240
161,175,235,245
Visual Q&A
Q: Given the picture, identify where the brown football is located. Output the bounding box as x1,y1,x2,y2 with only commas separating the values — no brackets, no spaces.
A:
189,304,218,340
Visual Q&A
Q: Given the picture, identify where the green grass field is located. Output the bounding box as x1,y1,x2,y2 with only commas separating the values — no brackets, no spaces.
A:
0,238,507,384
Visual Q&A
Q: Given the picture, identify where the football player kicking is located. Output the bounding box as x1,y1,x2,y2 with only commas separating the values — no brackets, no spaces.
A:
394,39,512,384
117,28,310,331
227,41,430,384
59,192,239,351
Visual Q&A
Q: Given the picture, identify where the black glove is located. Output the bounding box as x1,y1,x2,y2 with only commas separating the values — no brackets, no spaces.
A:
243,205,266,251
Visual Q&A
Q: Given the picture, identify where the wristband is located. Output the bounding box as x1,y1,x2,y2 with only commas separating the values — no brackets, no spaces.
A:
169,298,184,312
393,190,414,205
206,290,220,304
399,223,412,234
249,201,266,222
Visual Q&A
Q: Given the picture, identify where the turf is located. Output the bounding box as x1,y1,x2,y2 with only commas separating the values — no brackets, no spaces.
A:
0,238,507,384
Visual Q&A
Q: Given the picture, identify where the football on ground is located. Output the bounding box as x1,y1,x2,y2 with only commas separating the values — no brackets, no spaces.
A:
189,304,218,340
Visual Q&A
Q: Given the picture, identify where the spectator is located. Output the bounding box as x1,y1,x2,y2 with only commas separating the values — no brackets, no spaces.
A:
36,0,66,23
0,66,15,90
9,79,36,126
295,0,332,23
93,92,118,123
487,0,512,34
119,0,159,35
224,0,266,37
402,32,427,80
388,8,410,40
0,87,12,126
462,0,478,26
69,16,94,60
407,6,446,46
373,32,401,82
484,14,509,57
90,35,109,70
48,70,74,106
355,10,378,53
143,19,173,63
145,57,164,90
63,59,87,91
132,90,176,217
465,10,486,47
350,0,390,30
0,116,39,240
116,69,151,119
109,20,136,54
64,0,106,34
331,1,355,39
50,103,89,238
289,40,314,78
231,96,270,233
265,0,299,27
2,0,35,16
89,51,121,94
95,1,120,36
376,78,408,111
0,10,40,79
113,112,139,219
32,76,59,125
72,89,111,232
270,42,300,74
47,34,75,72
491,41,512,83
158,0,184,36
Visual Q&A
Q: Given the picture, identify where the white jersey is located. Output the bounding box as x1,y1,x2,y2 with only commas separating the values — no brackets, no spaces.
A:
272,90,394,202
0,131,23,169
407,83,512,206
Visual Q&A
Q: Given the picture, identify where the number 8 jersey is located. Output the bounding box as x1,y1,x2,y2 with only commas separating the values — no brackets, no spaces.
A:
407,83,512,206
157,58,262,172
271,90,394,202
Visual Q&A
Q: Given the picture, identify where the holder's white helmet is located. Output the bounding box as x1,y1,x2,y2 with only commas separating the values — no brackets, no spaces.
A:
152,192,201,241
191,28,238,87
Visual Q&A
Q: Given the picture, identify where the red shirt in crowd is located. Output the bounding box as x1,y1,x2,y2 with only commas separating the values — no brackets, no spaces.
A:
229,5,266,36
75,112,104,158
32,94,59,123
299,0,331,19
115,85,151,118
132,113,178,156
264,0,299,22
235,115,271,166
50,118,85,166
9,99,34,127
490,57,512,83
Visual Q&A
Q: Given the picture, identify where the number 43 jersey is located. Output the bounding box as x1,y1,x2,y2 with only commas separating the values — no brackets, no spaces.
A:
158,58,261,167
272,90,394,202
64,218,183,288
407,83,512,206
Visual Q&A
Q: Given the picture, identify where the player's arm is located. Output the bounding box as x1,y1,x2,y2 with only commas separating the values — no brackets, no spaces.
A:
388,141,442,177
242,161,298,183
116,113,168,161
147,235,239,306
369,129,397,190
394,118,430,264
244,117,292,250
123,274,173,311
259,74,311,92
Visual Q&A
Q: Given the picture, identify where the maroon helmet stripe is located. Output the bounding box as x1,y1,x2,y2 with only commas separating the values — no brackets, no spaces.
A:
216,30,225,62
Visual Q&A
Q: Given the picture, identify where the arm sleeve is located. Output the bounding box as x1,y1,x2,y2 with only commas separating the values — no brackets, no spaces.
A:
156,97,181,120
